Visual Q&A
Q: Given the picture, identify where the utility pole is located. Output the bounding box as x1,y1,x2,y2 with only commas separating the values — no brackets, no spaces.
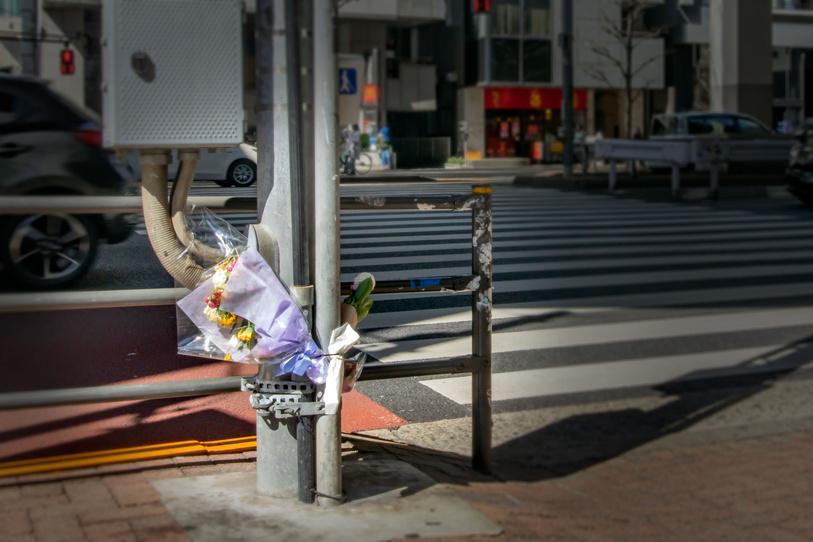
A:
561,0,574,179
253,0,313,499
20,0,37,75
313,0,342,506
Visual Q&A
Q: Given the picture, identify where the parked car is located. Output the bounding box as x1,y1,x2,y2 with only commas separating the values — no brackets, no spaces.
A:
787,119,813,206
0,75,133,288
120,143,258,187
649,112,793,172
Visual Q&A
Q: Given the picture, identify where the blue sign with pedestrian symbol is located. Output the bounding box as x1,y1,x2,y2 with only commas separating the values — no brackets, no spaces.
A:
338,68,357,95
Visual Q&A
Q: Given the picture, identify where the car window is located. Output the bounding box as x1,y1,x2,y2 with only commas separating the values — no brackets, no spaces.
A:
688,116,737,136
737,117,769,135
687,117,712,135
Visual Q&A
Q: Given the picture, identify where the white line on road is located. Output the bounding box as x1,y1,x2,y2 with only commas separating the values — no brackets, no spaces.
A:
419,343,812,404
360,306,813,362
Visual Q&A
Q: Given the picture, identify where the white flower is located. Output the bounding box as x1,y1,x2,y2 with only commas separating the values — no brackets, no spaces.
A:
228,335,241,348
212,269,229,289
204,306,219,323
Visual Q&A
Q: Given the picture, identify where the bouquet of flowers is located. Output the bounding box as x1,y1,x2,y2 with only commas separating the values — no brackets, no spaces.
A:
176,208,371,389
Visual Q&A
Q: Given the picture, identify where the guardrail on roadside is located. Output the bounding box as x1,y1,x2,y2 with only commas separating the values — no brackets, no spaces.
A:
593,138,794,197
0,188,495,473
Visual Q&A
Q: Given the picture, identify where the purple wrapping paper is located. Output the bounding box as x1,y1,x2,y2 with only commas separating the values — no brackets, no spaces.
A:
220,248,311,359
177,248,326,377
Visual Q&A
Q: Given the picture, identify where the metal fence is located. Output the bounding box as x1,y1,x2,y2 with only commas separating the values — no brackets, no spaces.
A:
0,187,494,472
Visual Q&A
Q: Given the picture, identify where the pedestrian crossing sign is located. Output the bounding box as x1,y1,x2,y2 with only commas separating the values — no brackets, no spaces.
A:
339,68,357,95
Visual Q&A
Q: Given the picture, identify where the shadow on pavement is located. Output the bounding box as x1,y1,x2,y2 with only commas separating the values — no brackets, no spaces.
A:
354,337,813,487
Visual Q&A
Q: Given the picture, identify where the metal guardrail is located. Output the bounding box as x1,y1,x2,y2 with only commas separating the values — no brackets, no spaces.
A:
0,195,257,214
593,138,795,197
0,187,494,472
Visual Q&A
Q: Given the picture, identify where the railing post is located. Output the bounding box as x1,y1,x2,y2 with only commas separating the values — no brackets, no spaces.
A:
710,162,720,201
671,163,681,198
609,160,617,191
471,185,492,474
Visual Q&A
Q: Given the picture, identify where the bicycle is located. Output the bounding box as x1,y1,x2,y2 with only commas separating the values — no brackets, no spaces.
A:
340,152,373,175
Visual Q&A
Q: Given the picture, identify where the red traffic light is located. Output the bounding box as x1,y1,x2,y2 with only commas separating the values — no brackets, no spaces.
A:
473,0,491,13
60,48,75,75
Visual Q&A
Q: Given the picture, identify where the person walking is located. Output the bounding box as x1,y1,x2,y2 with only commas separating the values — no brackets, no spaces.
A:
341,124,356,175
377,126,392,170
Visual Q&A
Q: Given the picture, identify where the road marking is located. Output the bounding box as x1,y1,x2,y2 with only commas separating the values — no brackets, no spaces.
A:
340,249,813,283
340,226,813,249
360,306,813,362
419,343,813,404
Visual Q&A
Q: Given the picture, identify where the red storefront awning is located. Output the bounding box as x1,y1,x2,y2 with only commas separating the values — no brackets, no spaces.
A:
484,87,587,111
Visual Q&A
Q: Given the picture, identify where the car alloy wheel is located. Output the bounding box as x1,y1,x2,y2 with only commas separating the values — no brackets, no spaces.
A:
228,159,257,187
2,214,97,287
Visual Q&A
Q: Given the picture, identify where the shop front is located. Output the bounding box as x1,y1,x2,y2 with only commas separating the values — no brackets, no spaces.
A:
484,87,587,161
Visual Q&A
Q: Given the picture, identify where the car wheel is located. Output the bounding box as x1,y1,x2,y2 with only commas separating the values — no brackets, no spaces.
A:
227,159,257,187
0,214,98,289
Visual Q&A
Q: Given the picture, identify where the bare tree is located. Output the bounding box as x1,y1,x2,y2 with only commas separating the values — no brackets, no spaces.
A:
582,0,663,138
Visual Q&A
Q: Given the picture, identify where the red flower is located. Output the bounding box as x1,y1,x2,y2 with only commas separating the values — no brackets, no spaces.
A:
206,289,223,309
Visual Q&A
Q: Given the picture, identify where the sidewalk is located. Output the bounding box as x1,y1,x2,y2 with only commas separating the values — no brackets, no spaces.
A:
4,376,813,541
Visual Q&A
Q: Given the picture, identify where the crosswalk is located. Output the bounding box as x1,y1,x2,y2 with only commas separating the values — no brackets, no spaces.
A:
339,183,813,420
164,181,813,420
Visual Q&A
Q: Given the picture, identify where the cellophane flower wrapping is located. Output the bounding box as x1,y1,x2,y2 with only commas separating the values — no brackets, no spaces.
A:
175,209,332,384
175,207,247,362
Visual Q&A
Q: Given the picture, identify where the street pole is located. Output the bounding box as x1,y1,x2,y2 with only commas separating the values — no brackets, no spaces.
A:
20,0,37,75
254,0,313,499
561,0,574,179
313,0,342,507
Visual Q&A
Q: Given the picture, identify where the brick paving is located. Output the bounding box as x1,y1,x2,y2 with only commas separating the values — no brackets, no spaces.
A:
2,428,813,541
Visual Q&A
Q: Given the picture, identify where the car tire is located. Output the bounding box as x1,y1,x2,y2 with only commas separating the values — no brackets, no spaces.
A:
227,159,257,187
0,214,98,289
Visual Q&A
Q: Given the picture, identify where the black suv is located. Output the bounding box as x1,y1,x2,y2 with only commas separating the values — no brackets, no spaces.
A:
0,75,132,288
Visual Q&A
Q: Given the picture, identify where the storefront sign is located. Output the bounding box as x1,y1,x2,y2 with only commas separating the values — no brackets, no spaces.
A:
484,87,587,111
362,84,380,107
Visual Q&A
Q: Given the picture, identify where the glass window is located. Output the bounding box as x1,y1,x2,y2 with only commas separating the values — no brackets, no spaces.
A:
524,0,551,37
737,117,770,135
687,117,712,135
493,0,520,36
690,115,738,135
523,39,551,82
492,38,520,81
0,0,20,17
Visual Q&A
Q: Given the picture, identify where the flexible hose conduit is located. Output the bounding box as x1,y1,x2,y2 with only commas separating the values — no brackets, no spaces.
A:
140,151,204,289
170,152,224,264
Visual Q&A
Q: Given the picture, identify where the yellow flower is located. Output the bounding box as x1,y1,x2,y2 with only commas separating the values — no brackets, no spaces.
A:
236,327,255,343
224,352,232,361
218,312,237,327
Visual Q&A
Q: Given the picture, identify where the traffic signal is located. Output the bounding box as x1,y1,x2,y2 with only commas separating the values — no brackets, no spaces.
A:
473,0,491,13
60,47,75,75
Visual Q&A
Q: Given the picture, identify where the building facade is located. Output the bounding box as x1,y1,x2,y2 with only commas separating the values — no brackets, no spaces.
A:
653,0,813,132
458,0,665,161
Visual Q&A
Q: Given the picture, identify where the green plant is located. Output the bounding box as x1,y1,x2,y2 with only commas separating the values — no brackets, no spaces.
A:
360,133,370,150
445,155,465,165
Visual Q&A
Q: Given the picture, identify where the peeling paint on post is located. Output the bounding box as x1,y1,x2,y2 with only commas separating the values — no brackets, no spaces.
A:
470,185,492,474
